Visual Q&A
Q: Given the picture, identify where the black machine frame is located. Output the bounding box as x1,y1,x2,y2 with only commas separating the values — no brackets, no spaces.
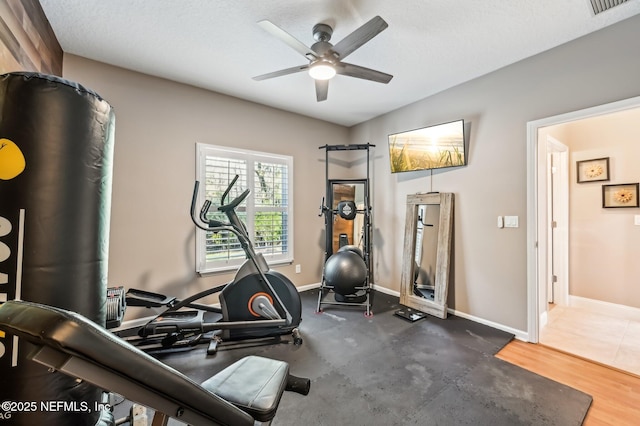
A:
317,143,374,315
113,176,302,355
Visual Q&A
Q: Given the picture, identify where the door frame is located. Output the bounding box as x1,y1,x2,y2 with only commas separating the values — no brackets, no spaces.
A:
544,135,569,312
526,95,640,343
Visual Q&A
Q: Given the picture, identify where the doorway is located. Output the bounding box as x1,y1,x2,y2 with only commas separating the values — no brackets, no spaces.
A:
542,135,569,324
526,95,640,348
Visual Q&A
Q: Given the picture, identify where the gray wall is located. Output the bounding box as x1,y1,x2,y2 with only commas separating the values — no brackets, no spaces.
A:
63,54,347,314
349,14,640,332
63,14,640,332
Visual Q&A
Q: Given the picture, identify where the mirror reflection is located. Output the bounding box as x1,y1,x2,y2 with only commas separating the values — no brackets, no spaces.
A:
331,182,365,253
413,204,440,301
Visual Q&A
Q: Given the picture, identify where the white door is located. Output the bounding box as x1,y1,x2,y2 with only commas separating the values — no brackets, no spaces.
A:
546,137,568,307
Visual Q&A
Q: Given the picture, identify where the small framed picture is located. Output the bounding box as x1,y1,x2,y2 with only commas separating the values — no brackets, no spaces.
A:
602,183,639,208
577,157,609,183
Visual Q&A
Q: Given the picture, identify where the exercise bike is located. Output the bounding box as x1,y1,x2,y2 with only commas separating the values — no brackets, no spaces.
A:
115,175,303,354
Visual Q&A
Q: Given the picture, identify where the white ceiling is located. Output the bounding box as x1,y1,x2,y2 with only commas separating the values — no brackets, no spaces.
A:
39,0,640,127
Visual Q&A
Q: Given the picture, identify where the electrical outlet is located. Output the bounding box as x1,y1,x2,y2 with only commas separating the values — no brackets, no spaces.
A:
295,264,301,274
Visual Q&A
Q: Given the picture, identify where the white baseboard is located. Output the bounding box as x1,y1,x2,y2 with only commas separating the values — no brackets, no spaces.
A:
371,285,399,297
569,295,640,322
540,310,548,328
296,282,321,292
447,308,529,341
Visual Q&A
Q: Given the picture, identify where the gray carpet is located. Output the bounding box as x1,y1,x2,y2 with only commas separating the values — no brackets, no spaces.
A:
121,290,592,425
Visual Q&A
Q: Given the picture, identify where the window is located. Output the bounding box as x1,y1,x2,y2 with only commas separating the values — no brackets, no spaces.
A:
195,143,293,273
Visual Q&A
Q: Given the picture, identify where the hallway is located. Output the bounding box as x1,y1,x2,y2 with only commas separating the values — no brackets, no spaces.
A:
540,304,640,376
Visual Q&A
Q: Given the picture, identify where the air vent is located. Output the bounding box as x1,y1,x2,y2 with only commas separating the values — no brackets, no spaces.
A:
589,0,629,15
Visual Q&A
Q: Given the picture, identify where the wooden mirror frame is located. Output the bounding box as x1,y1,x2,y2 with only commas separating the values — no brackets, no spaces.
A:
399,192,454,319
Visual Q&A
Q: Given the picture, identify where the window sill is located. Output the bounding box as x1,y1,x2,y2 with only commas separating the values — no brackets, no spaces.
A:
197,257,293,276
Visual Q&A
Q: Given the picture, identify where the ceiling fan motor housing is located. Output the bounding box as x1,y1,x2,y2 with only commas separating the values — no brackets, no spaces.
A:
312,23,334,58
312,23,333,42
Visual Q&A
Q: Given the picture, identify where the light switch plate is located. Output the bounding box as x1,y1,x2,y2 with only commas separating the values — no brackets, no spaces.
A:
504,216,519,228
635,215,640,226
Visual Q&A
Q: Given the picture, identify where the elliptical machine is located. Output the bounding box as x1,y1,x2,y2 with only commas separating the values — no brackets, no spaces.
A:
116,175,302,354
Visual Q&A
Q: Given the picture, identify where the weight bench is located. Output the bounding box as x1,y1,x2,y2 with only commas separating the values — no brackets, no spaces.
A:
0,300,309,425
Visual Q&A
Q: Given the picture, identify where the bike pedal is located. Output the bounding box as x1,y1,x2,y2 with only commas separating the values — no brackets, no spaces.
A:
207,337,220,355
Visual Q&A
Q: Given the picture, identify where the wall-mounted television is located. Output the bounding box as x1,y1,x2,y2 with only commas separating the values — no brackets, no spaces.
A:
388,119,466,173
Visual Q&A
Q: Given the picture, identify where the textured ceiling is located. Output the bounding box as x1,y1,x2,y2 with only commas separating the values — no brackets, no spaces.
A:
39,0,640,127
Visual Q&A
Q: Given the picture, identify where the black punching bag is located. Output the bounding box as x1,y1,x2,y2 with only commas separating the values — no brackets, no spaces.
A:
0,73,115,425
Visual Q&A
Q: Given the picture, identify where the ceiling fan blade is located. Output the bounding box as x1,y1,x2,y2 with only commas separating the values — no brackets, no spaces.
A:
332,16,388,61
336,62,393,84
257,20,318,61
315,79,328,102
253,64,309,81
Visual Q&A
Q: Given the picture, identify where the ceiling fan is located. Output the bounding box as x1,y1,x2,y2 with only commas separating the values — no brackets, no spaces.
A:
253,16,393,102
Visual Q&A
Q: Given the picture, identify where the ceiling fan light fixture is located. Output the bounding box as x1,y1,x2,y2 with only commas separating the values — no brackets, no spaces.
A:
309,62,336,80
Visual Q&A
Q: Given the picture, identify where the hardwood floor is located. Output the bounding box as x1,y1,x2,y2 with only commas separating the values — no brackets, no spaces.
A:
497,339,640,425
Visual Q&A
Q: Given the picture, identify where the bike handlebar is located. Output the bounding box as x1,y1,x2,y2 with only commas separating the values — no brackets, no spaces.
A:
219,188,250,213
190,175,250,231
199,199,213,224
191,181,224,230
221,174,239,206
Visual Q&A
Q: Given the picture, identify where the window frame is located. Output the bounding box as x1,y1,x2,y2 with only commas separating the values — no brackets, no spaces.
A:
195,143,294,274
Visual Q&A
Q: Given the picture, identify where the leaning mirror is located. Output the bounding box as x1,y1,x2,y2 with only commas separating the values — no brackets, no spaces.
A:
400,192,454,319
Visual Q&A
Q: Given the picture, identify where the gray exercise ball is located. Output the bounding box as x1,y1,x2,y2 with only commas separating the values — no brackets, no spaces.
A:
324,250,367,296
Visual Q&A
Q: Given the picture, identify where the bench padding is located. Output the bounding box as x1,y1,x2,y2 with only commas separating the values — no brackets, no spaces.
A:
0,300,258,426
202,355,289,422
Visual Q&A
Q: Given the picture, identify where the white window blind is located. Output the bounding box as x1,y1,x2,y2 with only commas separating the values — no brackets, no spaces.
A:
195,143,293,273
